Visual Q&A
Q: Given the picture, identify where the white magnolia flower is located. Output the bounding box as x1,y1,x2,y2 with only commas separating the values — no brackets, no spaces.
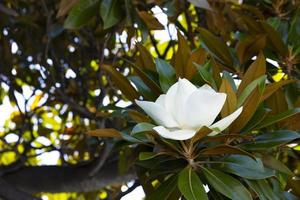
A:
135,78,243,140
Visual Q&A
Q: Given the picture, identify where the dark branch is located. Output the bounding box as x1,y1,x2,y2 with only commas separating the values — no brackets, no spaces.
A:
2,159,136,193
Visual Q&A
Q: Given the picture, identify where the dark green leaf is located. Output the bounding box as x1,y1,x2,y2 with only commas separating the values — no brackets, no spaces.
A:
288,9,300,47
147,175,178,200
202,167,252,200
256,108,300,129
100,0,123,29
245,179,281,200
262,155,294,176
139,152,159,160
130,76,156,100
131,122,155,135
155,58,176,92
198,28,233,66
195,61,217,89
241,106,271,133
220,155,274,179
237,75,266,107
240,130,300,150
178,167,208,200
64,0,99,29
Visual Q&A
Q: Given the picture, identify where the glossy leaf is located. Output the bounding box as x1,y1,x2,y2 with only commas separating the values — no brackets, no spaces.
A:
202,167,252,200
241,106,270,133
256,108,300,129
130,76,156,100
220,155,274,179
219,78,237,117
191,126,213,144
262,155,294,176
136,43,156,71
64,0,99,29
102,64,139,101
147,175,178,200
236,34,266,64
237,52,266,96
138,11,164,30
178,167,208,200
186,48,207,79
155,58,176,92
131,122,155,135
139,152,159,161
261,22,288,57
240,130,300,150
261,79,295,102
230,86,264,133
88,128,123,138
246,179,280,200
237,75,266,107
198,28,233,66
100,0,123,29
171,32,191,77
200,144,255,160
195,62,217,89
125,59,162,96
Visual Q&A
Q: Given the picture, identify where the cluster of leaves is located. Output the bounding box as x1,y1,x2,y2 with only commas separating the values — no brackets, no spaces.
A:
0,0,300,199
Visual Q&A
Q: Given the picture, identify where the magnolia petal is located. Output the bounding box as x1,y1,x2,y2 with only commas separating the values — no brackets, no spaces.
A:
208,107,243,136
200,84,215,92
165,81,178,119
184,88,227,128
135,100,178,128
153,126,196,140
155,94,166,107
175,78,197,125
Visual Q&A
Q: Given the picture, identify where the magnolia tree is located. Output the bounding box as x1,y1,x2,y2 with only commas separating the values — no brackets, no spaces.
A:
0,0,300,199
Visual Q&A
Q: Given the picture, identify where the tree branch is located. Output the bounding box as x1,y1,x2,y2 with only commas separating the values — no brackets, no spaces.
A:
2,159,136,193
0,178,40,200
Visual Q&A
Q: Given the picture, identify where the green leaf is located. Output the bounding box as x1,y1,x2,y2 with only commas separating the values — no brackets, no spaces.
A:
202,167,252,200
102,64,139,101
240,130,300,151
220,155,274,179
200,144,255,160
171,31,191,77
246,179,280,200
241,106,271,133
261,22,288,57
198,28,233,67
178,167,208,200
139,152,159,160
87,128,123,138
219,78,237,117
131,122,155,135
283,192,299,200
230,86,265,132
288,9,300,47
261,79,295,101
155,58,176,92
222,71,237,92
262,155,294,176
256,108,300,129
147,175,178,200
237,52,266,96
195,61,217,89
123,58,162,96
64,0,99,29
130,76,156,100
237,75,266,107
100,0,122,29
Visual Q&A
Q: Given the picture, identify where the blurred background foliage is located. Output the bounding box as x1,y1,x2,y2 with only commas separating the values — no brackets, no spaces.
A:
0,0,300,199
